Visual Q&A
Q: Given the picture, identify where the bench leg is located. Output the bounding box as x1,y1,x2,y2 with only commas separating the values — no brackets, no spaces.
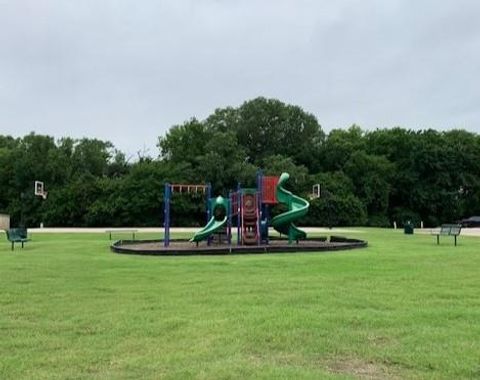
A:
11,242,14,251
437,235,439,245
22,241,24,248
454,236,457,246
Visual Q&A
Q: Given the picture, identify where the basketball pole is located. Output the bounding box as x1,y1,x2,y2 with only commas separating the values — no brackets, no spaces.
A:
34,181,47,228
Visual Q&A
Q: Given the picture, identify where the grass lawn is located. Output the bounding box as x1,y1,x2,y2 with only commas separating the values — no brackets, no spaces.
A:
1,229,479,379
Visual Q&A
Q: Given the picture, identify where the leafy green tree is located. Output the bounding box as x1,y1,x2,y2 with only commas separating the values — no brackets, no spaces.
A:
304,195,367,227
196,131,254,193
158,118,212,166
40,172,102,227
71,138,114,177
322,125,366,171
366,128,480,225
261,155,309,194
0,137,18,212
4,97,480,228
344,151,393,225
304,171,367,226
206,97,325,170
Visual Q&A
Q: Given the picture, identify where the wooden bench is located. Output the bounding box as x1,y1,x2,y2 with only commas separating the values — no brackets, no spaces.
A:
106,229,138,241
4,228,30,251
431,224,461,246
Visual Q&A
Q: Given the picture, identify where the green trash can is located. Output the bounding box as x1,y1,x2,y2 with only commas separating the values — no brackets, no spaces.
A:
404,221,414,235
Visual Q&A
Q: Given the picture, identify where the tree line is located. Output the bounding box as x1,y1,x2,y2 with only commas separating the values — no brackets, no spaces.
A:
1,97,480,228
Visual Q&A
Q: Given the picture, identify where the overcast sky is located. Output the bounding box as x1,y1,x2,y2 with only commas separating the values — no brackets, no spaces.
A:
1,0,479,157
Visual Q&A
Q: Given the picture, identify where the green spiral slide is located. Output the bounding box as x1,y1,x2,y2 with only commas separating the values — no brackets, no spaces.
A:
271,172,310,243
190,196,228,243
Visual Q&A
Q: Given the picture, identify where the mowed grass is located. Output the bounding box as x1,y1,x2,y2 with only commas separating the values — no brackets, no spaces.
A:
1,229,480,379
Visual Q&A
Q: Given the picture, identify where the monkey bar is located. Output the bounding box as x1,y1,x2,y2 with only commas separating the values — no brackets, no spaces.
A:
164,182,212,247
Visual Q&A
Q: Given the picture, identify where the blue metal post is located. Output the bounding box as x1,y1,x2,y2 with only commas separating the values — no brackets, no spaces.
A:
263,204,269,244
257,192,260,245
164,183,171,247
206,183,212,223
227,191,232,245
206,183,212,246
237,183,241,246
256,169,263,218
256,170,263,245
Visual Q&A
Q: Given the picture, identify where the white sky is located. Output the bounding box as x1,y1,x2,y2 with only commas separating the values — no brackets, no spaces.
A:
1,0,479,157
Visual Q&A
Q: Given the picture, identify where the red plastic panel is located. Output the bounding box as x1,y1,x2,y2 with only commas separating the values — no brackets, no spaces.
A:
262,176,279,204
242,193,259,245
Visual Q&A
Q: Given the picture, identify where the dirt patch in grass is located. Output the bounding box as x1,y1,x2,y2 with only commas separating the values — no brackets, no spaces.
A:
328,358,398,379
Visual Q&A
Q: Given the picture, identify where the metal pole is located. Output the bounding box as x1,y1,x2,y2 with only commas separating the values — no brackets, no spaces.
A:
227,191,232,245
164,183,171,247
256,170,263,245
257,192,260,245
256,169,263,220
20,192,25,228
264,204,269,244
207,183,212,246
237,183,241,246
206,183,212,223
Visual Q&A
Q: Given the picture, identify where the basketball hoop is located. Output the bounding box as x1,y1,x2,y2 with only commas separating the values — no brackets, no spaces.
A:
35,181,48,200
311,184,321,199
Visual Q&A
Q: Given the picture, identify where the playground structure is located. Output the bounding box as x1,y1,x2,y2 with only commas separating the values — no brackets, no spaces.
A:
164,171,308,247
112,171,367,255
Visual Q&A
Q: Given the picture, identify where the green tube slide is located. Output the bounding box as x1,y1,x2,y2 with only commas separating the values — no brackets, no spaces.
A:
271,172,309,243
190,196,228,243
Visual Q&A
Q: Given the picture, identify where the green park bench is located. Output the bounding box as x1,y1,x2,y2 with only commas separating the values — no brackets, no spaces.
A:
105,229,138,241
431,224,462,246
4,228,30,251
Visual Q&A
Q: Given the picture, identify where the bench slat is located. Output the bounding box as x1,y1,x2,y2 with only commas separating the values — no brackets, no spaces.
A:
4,228,29,251
432,224,461,246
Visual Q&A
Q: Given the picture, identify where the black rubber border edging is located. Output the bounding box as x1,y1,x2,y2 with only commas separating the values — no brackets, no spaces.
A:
110,237,368,256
